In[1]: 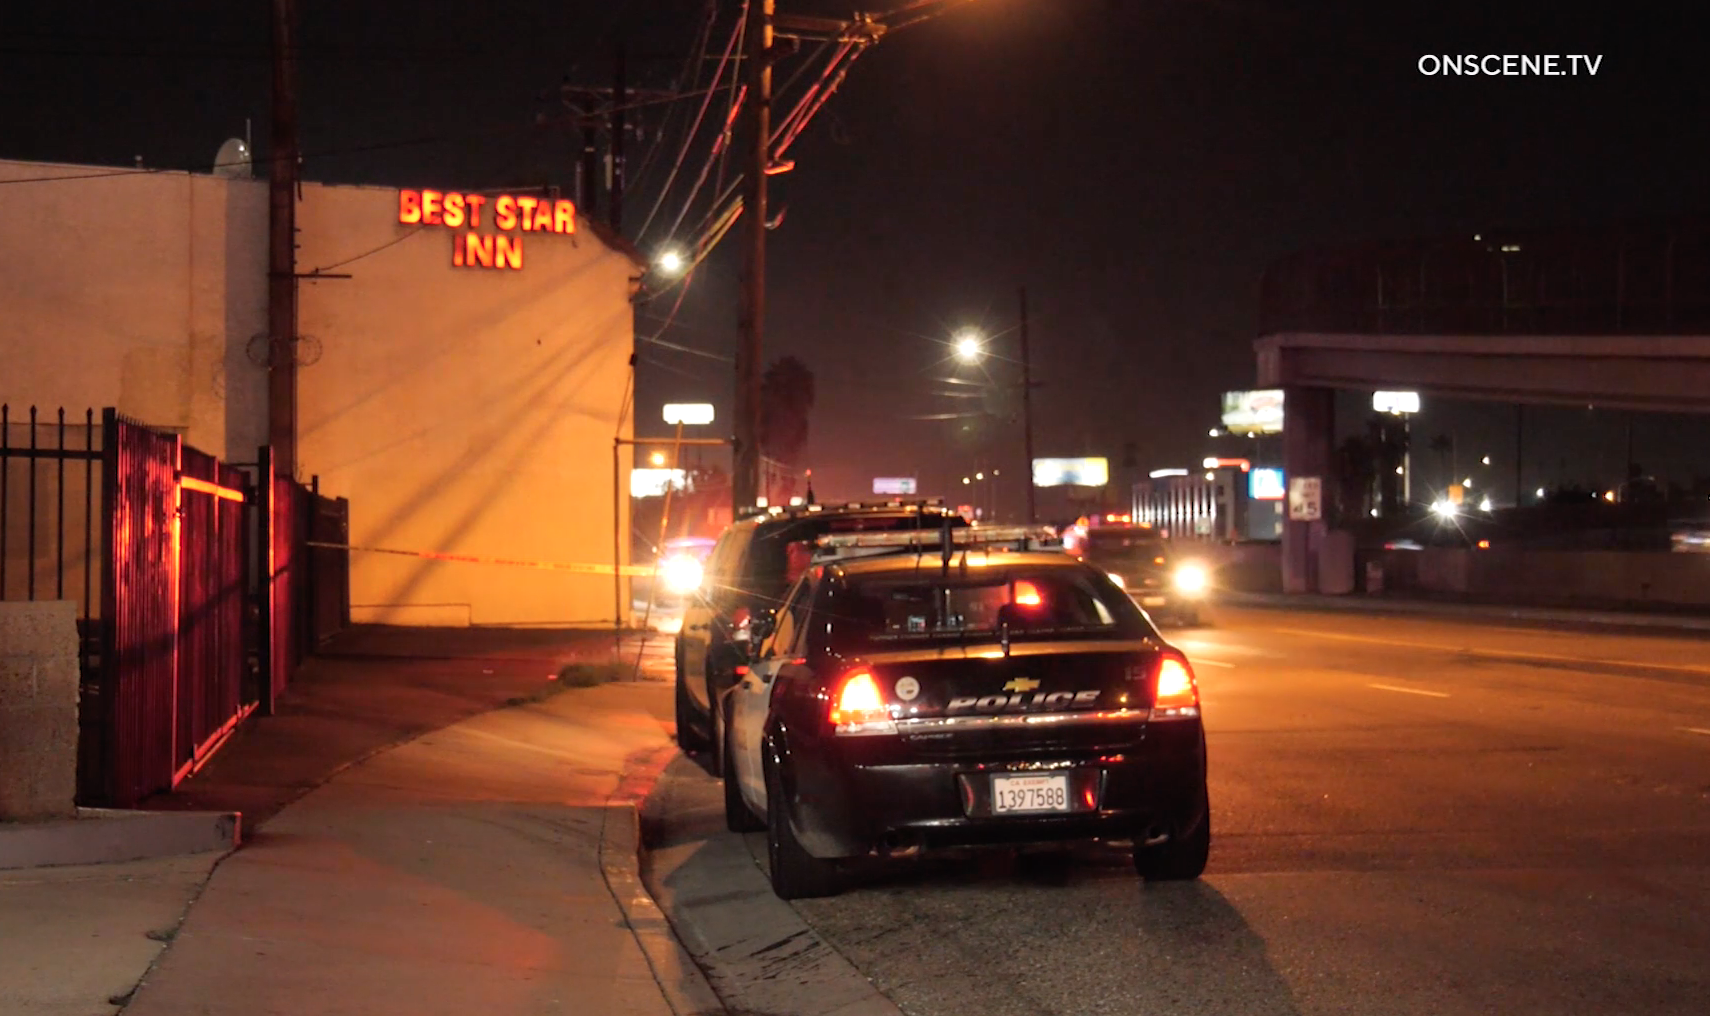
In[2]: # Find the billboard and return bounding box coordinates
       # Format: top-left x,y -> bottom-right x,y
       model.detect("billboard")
1372,391 -> 1420,415
630,468 -> 687,498
1249,467 -> 1285,500
1221,389 -> 1284,435
1033,457 -> 1110,488
663,403 -> 715,425
873,477 -> 918,495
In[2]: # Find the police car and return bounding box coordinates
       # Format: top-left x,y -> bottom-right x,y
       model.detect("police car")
718,525 -> 1210,899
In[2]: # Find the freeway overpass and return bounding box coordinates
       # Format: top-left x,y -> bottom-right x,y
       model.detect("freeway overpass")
1256,223 -> 1710,592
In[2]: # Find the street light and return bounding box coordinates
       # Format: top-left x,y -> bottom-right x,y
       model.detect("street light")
656,248 -> 686,276
953,329 -> 984,364
649,451 -> 667,467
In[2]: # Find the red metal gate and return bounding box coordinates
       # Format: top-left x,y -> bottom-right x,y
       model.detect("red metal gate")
98,412 -> 183,808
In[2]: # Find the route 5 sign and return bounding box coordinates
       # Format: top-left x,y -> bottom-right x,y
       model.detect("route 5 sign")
1288,476 -> 1322,521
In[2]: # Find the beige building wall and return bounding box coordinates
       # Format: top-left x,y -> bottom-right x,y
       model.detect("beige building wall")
295,183 -> 637,626
0,159 -> 270,461
1,160 -> 638,628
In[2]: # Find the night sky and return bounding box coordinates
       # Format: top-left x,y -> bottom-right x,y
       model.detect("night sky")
6,1 -> 1709,515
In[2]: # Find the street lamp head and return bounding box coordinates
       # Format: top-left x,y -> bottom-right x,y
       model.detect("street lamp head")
649,451 -> 667,467
952,329 -> 984,363
655,248 -> 686,276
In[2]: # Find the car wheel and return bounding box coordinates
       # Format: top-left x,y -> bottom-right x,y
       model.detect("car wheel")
674,645 -> 710,754
723,721 -> 765,833
1133,788 -> 1210,882
765,760 -> 843,900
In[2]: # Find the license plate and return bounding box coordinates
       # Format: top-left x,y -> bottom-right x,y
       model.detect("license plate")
1141,595 -> 1167,607
991,774 -> 1070,814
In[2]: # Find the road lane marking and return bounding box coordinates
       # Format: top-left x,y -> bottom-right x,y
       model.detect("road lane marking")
1683,727 -> 1710,736
1367,683 -> 1451,698
1270,627 -> 1710,676
1191,658 -> 1236,669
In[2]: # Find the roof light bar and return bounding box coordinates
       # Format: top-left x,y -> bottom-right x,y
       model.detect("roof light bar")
814,525 -> 1060,551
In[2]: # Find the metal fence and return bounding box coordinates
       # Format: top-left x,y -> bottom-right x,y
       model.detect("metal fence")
1,405 -> 349,807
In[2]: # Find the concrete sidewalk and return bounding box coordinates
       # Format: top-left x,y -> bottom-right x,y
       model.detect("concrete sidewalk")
1218,590 -> 1710,634
5,625 -> 714,1016
122,675 -> 713,1015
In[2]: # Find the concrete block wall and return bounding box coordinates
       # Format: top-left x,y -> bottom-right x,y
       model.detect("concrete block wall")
0,601 -> 80,821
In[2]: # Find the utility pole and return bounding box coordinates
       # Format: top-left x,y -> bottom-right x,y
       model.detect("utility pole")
267,0 -> 300,479
611,41 -> 626,235
734,0 -> 774,511
1018,285 -> 1037,524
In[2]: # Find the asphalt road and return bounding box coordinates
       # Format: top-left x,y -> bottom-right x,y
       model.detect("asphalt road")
651,605 -> 1710,1016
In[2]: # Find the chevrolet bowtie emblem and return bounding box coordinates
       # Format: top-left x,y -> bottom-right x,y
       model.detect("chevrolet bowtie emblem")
1003,677 -> 1041,693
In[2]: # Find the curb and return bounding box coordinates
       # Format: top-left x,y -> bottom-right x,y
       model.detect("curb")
0,808 -> 240,872
637,762 -> 909,1016
1218,591 -> 1710,633
600,747 -> 728,1016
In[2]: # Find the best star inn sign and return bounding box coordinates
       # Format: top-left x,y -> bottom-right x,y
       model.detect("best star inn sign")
397,189 -> 577,270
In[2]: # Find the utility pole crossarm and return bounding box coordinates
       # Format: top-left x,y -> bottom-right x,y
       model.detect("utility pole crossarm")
773,13 -> 885,42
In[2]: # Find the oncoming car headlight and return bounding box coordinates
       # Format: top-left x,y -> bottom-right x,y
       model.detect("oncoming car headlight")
1173,563 -> 1208,596
660,554 -> 704,595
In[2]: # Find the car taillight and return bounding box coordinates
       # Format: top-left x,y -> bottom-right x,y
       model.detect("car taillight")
829,669 -> 896,736
1151,655 -> 1200,720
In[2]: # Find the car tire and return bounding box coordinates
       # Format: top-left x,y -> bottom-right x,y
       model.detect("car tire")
765,761 -> 843,900
1134,789 -> 1211,882
674,644 -> 710,755
723,723 -> 765,833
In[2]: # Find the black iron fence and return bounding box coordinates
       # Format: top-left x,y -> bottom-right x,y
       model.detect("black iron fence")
1,405 -> 349,807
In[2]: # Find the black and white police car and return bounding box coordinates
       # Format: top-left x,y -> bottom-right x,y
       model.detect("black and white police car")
718,525 -> 1211,899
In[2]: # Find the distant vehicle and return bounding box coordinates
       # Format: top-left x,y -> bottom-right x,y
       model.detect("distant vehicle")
721,526 -> 1210,899
1071,524 -> 1208,626
673,501 -> 968,771
1669,522 -> 1710,553
654,536 -> 718,604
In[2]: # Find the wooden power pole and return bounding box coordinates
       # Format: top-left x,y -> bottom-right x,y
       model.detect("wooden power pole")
734,0 -> 774,511
1019,286 -> 1037,524
267,0 -> 300,478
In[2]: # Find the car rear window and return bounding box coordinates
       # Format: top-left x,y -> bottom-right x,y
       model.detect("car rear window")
743,514 -> 966,604
1086,531 -> 1166,553
829,567 -> 1152,650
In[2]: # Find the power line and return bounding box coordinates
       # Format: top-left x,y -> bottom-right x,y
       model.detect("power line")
0,92 -> 728,188
625,2 -> 719,204
635,3 -> 746,244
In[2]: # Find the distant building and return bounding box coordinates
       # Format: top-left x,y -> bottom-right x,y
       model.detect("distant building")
0,158 -> 643,626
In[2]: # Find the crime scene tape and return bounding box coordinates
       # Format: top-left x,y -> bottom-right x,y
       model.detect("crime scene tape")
305,541 -> 656,577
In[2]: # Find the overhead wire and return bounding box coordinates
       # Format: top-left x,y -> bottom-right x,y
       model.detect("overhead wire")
0,90 -> 729,187
636,1 -> 746,245
626,1 -> 719,202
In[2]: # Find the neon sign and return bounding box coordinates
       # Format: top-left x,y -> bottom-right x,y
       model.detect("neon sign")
397,189 -> 576,271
